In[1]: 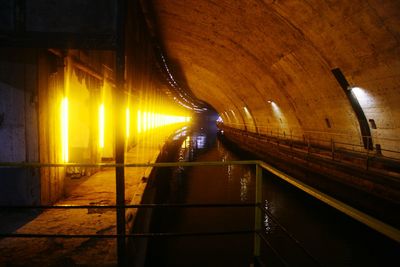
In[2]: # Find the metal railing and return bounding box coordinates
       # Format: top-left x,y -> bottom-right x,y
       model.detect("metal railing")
219,124 -> 400,173
1,161 -> 399,266
221,123 -> 400,161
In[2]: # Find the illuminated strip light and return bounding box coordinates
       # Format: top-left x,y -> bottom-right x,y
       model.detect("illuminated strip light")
126,108 -> 130,138
151,112 -> 155,129
98,104 -> 104,148
136,110 -> 191,134
137,110 -> 142,133
61,97 -> 69,162
143,112 -> 148,132
146,112 -> 151,131
350,86 -> 372,107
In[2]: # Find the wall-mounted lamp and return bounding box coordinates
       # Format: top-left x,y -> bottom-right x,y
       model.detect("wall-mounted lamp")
347,86 -> 372,107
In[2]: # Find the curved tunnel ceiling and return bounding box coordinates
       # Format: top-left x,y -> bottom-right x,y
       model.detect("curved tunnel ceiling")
149,0 -> 400,143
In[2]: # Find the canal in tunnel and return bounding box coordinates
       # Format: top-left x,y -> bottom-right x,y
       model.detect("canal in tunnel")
139,121 -> 399,267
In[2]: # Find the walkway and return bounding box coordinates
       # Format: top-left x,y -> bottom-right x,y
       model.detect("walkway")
0,125 -> 187,267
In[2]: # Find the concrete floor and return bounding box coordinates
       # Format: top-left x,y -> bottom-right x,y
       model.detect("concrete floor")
0,125 -> 186,267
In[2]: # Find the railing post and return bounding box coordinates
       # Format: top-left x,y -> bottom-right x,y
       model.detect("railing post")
115,0 -> 126,266
254,163 -> 262,259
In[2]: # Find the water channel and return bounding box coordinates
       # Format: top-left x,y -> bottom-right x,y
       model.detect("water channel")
143,121 -> 399,267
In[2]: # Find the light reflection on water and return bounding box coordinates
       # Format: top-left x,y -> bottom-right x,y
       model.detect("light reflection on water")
155,123 -> 255,266
171,122 -> 256,205
227,164 -> 233,182
172,126 -> 188,140
218,137 -> 236,183
264,199 -> 276,234
240,170 -> 251,202
195,134 -> 206,149
149,123 -> 400,267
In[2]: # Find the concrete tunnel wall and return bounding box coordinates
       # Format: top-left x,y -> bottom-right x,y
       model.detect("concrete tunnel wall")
0,0 -> 399,205
149,0 -> 400,154
0,49 -> 40,205
0,0 -> 192,205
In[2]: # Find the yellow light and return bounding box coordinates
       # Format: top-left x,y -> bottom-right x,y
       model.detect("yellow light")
99,104 -> 104,148
135,108 -> 191,134
61,97 -> 69,162
137,110 -> 142,133
149,112 -> 153,130
146,112 -> 151,131
143,112 -> 147,132
155,114 -> 160,127
151,112 -> 155,129
126,107 -> 130,138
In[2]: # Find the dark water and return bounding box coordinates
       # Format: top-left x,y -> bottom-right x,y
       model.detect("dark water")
145,122 -> 400,267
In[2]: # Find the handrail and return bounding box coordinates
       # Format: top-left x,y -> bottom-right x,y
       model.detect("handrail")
1,160 -> 399,267
0,160 -> 264,267
0,160 -> 259,168
0,230 -> 256,239
224,122 -> 400,143
258,161 -> 400,243
219,123 -> 400,159
220,124 -> 400,166
0,203 -> 257,209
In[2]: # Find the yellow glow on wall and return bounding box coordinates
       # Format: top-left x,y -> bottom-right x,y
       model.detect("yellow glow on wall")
136,111 -> 191,134
243,106 -> 252,119
137,110 -> 142,133
147,112 -> 151,132
99,104 -> 105,148
143,112 -> 148,132
126,107 -> 130,138
61,97 -> 69,162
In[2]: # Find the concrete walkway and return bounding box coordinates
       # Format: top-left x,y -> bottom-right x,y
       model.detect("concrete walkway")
0,125 -> 187,267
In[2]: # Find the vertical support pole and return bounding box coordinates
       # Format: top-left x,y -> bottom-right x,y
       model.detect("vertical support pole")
254,163 -> 262,259
116,0 -> 126,266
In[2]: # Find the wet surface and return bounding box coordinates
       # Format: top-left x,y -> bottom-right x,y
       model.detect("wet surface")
145,122 -> 254,267
145,122 -> 400,267
259,171 -> 400,266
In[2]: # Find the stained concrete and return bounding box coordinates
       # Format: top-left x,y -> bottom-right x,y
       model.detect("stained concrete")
0,125 -> 187,267
148,0 -> 400,154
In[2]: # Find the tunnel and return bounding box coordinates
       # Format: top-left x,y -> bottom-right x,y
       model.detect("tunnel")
0,0 -> 399,266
